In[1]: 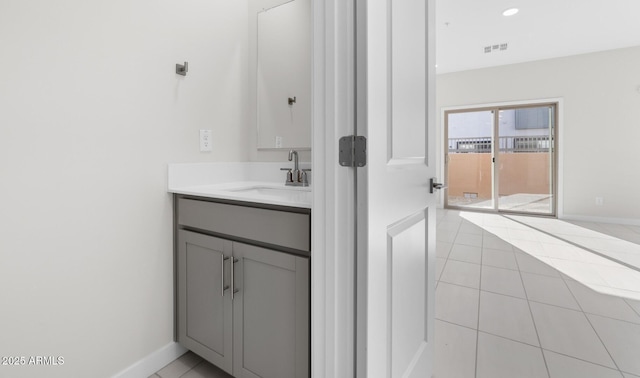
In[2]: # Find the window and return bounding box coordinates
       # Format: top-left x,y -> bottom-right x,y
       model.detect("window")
515,107 -> 550,130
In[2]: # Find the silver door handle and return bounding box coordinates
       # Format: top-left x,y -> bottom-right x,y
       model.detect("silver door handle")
430,178 -> 448,193
231,258 -> 239,300
222,256 -> 230,296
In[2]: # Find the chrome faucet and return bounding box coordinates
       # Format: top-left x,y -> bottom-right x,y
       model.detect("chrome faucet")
281,149 -> 310,186
288,150 -> 299,174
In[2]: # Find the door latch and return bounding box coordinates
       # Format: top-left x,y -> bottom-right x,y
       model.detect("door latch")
430,178 -> 447,193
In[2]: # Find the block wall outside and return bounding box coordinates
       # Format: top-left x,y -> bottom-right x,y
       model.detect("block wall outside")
447,153 -> 550,199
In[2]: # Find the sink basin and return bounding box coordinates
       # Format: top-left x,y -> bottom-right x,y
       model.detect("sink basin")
224,184 -> 311,202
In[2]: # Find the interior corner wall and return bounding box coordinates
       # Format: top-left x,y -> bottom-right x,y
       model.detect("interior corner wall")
436,46 -> 640,224
0,1 -> 249,377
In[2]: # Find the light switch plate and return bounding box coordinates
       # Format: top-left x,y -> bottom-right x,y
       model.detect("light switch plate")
200,130 -> 212,152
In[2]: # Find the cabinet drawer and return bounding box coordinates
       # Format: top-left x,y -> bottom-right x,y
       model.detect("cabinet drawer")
177,198 -> 310,252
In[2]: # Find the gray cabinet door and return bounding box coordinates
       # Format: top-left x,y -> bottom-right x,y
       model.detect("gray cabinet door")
232,242 -> 309,378
177,230 -> 233,374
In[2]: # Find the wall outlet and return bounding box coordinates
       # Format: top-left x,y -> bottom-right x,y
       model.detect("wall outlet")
595,196 -> 604,206
275,136 -> 283,148
200,129 -> 212,152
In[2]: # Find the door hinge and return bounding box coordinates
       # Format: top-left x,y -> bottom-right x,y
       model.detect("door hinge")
339,135 -> 367,167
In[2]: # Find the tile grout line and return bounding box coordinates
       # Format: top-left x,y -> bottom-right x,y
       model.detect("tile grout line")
447,248 -> 577,280
442,277 -> 640,327
476,328 -> 546,350
178,360 -> 203,378
437,242 -> 454,281
436,280 -> 479,292
558,252 -> 624,374
435,217 -> 457,292
435,211 -> 457,290
436,318 -> 478,333
623,298 -> 640,319
539,348 -> 628,375
513,244 -> 552,378
529,298 -> 640,326
439,312 -> 630,373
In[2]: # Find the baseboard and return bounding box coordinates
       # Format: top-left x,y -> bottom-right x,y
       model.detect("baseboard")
561,214 -> 640,227
112,342 -> 188,378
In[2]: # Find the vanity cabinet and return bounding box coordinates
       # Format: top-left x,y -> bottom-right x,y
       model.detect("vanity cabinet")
177,231 -> 233,372
175,196 -> 310,378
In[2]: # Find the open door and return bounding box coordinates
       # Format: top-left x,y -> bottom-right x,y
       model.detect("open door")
356,0 -> 437,377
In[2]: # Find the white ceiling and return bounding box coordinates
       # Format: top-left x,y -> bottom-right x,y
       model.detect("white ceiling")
436,0 -> 640,74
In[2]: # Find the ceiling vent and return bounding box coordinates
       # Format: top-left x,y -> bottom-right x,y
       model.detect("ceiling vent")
484,43 -> 509,53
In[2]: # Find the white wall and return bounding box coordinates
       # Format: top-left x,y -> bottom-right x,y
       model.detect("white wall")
0,1 -> 249,377
437,46 -> 640,223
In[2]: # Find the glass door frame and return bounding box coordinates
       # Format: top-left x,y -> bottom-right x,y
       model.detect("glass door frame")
444,102 -> 559,217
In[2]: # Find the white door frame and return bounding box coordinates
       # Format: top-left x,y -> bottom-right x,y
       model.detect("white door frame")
312,0 -> 437,376
311,1 -> 356,377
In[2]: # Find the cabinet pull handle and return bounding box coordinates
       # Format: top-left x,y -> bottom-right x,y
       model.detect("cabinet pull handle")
222,256 -> 230,297
231,258 -> 239,300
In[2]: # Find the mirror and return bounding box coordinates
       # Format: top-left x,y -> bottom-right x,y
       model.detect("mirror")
256,0 -> 311,150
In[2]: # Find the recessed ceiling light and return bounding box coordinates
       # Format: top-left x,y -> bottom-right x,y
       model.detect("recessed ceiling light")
502,8 -> 519,17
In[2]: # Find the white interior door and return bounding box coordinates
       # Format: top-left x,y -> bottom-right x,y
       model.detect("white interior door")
356,0 -> 437,377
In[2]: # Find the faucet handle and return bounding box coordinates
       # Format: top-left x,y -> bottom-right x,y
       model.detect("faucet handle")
300,170 -> 308,186
280,167 -> 294,183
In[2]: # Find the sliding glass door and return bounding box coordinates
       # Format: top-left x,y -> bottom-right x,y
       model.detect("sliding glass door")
446,110 -> 495,210
445,103 -> 557,216
496,106 -> 555,213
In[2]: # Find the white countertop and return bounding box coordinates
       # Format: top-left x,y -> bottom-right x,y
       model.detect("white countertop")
169,181 -> 312,209
167,163 -> 312,209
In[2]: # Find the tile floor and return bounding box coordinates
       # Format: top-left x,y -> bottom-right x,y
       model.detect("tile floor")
153,209 -> 640,378
149,351 -> 231,378
435,209 -> 640,378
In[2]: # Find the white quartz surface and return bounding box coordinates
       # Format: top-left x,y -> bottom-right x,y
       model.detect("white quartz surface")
168,163 -> 312,209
